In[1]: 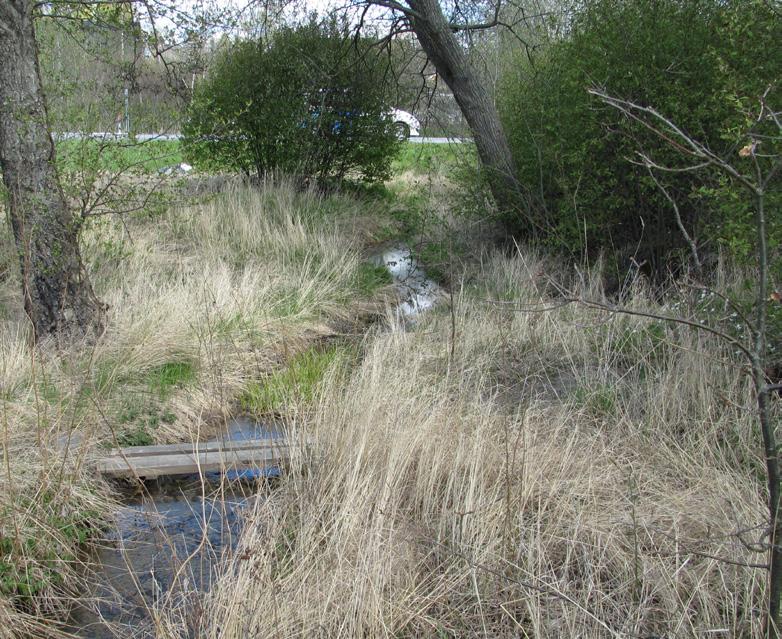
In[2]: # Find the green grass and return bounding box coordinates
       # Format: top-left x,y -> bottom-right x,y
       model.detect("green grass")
240,345 -> 350,415
354,263 -> 393,296
56,138 -> 183,173
391,142 -> 473,175
115,422 -> 156,447
116,393 -> 178,447
0,494 -> 99,601
109,361 -> 193,446
572,384 -> 618,419
146,360 -> 196,399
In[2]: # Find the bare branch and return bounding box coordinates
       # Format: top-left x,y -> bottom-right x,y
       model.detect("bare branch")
588,88 -> 760,194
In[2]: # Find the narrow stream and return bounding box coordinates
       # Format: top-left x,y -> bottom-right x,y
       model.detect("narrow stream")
69,418 -> 278,638
69,247 -> 440,637
371,244 -> 442,318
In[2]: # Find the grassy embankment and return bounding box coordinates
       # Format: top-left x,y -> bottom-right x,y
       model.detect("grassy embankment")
55,138 -> 184,174
1,139 -> 771,636
137,143 -> 766,638
159,249 -> 769,637
0,164 -> 398,636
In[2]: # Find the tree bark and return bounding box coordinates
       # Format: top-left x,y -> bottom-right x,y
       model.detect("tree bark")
0,0 -> 105,340
404,0 -> 532,234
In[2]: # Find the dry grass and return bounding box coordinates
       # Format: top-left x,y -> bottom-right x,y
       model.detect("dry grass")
169,248 -> 770,638
0,178 -> 771,637
0,179 -> 379,635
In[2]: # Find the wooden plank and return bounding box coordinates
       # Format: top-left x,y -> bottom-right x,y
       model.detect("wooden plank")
96,438 -> 292,479
106,438 -> 288,459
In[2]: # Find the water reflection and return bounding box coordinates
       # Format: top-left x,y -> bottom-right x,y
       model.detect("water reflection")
371,245 -> 442,317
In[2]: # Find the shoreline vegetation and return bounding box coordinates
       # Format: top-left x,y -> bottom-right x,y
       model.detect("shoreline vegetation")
0,143 -> 773,636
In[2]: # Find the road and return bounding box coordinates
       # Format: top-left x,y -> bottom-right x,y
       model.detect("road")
410,136 -> 470,144
56,132 -> 470,145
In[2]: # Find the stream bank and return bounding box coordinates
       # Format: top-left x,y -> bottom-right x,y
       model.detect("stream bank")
68,247 -> 441,637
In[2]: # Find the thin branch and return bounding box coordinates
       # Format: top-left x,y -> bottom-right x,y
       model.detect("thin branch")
564,296 -> 754,362
588,88 -> 759,194
645,165 -> 701,273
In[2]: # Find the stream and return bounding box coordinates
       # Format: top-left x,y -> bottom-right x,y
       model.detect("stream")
69,247 -> 440,638
371,244 -> 443,318
68,418 -> 279,638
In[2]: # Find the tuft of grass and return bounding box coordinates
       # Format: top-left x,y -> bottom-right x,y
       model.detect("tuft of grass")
115,423 -> 155,447
353,262 -> 393,297
146,360 -> 196,399
0,488 -> 104,609
115,396 -> 176,447
240,345 -> 350,416
572,383 -> 618,418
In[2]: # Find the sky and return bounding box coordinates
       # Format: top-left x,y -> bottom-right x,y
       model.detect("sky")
149,0 -> 397,40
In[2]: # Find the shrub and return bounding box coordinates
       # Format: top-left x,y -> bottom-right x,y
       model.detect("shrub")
182,21 -> 400,184
498,0 -> 781,276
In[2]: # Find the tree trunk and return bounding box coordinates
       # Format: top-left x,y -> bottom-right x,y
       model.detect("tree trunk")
0,1 -> 105,340
405,0 -> 532,234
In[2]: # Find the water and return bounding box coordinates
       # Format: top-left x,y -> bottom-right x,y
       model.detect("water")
371,245 -> 442,317
68,418 -> 278,638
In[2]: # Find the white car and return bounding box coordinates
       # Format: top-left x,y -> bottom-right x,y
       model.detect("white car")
389,109 -> 420,140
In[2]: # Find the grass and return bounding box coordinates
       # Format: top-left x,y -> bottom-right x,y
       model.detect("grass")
354,141 -> 484,285
146,361 -> 196,399
53,139 -> 465,179
0,178 -> 390,634
115,395 -> 178,447
0,493 -> 97,601
354,262 -> 393,296
156,248 -> 769,638
0,148 -> 772,636
56,138 -> 183,174
391,141 -> 473,176
240,344 -> 353,416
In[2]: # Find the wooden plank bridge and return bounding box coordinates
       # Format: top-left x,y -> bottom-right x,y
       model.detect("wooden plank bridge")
96,437 -> 291,479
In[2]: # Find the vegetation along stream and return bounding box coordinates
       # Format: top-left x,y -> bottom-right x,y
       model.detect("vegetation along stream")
68,251 -> 440,638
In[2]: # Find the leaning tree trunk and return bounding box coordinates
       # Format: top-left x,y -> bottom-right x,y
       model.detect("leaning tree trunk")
0,0 -> 105,340
405,0 -> 532,234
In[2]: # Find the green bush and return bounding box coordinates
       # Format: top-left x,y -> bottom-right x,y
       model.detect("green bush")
498,0 -> 781,275
182,21 -> 400,184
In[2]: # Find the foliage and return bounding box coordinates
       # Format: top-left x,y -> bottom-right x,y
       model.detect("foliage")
182,21 -> 400,184
36,5 -> 186,134
51,136 -> 178,224
498,0 -> 781,275
0,491 -> 99,602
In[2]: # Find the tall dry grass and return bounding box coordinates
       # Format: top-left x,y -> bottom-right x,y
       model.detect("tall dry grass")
0,180 -> 376,635
172,248 -> 769,638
